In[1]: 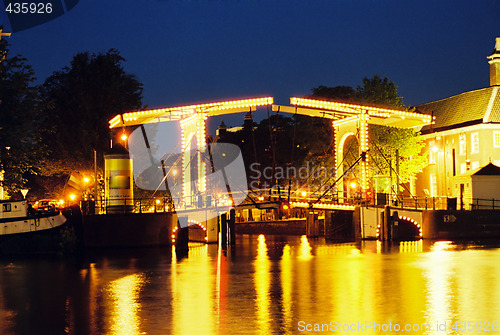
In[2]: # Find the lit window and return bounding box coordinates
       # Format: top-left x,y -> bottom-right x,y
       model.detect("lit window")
494,131 -> 500,148
460,163 -> 467,174
2,203 -> 11,212
429,140 -> 436,164
459,134 -> 466,156
494,160 -> 500,166
471,161 -> 480,170
471,133 -> 479,154
430,174 -> 437,197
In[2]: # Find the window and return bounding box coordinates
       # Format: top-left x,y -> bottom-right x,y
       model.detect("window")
494,131 -> 500,148
430,174 -> 437,197
471,161 -> 480,170
460,163 -> 467,174
471,132 -> 479,154
2,203 -> 11,212
429,140 -> 436,164
459,134 -> 466,156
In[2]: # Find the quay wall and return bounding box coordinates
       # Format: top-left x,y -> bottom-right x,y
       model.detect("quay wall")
82,212 -> 177,248
235,219 -> 309,235
422,210 -> 500,239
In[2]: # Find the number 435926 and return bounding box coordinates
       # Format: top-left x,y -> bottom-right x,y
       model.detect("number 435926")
5,3 -> 53,14
451,321 -> 498,331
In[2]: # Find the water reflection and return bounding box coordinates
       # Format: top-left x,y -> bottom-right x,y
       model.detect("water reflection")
254,234 -> 271,334
280,244 -> 293,334
108,273 -> 146,335
1,238 -> 500,334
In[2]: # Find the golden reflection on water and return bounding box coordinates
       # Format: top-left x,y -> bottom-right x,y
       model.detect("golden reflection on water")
400,240 -> 423,253
5,237 -> 500,334
87,263 -> 99,334
108,273 -> 146,335
422,241 -> 455,328
280,244 -> 293,334
299,235 -> 313,260
254,234 -> 271,334
171,243 -> 216,335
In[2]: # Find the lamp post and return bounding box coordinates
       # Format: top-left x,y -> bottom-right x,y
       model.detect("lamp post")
0,30 -> 10,200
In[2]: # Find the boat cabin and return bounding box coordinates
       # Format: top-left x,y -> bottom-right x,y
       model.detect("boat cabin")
0,201 -> 28,219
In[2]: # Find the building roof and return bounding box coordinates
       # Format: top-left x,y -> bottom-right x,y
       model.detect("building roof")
459,162 -> 500,177
417,86 -> 500,132
473,162 -> 500,176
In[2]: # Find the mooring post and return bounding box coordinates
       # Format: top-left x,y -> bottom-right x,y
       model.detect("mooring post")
391,211 -> 399,242
175,216 -> 189,257
380,211 -> 385,241
220,213 -> 228,249
384,206 -> 391,241
229,208 -> 236,246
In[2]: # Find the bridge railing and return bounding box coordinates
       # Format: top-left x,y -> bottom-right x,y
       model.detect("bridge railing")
398,196 -> 449,210
470,198 -> 500,210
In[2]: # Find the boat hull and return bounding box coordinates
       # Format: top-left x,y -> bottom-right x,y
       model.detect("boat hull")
0,206 -> 83,255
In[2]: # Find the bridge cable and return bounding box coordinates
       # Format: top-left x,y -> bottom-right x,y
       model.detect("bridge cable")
298,128 -> 359,199
368,135 -> 415,198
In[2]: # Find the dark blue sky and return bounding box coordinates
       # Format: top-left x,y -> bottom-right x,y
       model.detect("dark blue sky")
1,0 -> 499,131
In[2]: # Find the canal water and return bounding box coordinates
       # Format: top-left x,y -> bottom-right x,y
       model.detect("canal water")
1,235 -> 500,334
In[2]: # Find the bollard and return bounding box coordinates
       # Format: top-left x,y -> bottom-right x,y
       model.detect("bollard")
380,211 -> 385,241
384,206 -> 391,241
220,214 -> 228,249
174,215 -> 189,257
176,225 -> 189,257
229,209 -> 236,246
391,211 -> 399,241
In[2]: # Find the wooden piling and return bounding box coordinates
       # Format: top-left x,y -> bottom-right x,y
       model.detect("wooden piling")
229,209 -> 236,246
220,213 -> 228,249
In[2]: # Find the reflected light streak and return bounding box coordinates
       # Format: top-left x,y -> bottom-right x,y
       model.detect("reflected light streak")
254,235 -> 271,334
299,235 -> 312,260
399,240 -> 423,253
171,243 -> 216,335
280,244 -> 293,333
109,273 -> 146,335
422,241 -> 455,328
86,263 -> 99,334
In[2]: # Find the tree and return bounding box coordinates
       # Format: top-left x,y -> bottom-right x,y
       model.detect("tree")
310,75 -> 426,193
356,74 -> 404,108
0,33 -> 43,197
41,49 -> 143,170
308,85 -> 356,103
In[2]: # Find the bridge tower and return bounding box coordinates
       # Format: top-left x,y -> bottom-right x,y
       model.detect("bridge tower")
109,97 -> 274,206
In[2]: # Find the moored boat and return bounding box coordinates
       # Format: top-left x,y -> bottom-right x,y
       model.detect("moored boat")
0,200 -> 82,254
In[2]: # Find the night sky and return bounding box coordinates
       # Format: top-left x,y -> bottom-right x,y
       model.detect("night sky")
1,0 -> 499,132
